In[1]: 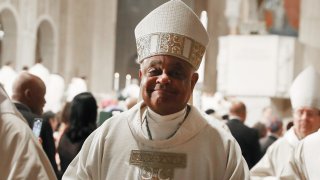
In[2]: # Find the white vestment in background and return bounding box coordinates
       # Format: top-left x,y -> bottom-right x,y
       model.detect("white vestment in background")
63,102 -> 249,180
0,65 -> 17,98
280,130 -> 320,180
0,87 -> 57,180
250,128 -> 299,179
66,77 -> 87,102
29,63 -> 50,85
44,74 -> 65,112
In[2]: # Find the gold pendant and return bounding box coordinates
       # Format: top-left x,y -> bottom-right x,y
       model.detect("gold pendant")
129,150 -> 187,179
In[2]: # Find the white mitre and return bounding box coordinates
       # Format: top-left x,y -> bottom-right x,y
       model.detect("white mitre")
135,0 -> 209,70
290,66 -> 320,110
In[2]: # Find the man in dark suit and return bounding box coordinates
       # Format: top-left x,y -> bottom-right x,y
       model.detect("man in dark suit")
260,119 -> 283,156
226,101 -> 261,169
11,72 -> 59,177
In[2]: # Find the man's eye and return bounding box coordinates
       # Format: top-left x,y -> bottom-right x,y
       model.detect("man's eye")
170,71 -> 183,78
147,69 -> 161,76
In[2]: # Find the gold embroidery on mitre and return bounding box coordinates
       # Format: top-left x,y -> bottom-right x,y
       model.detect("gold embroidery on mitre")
136,33 -> 206,69
189,42 -> 206,69
137,36 -> 151,61
129,150 -> 187,179
159,33 -> 184,55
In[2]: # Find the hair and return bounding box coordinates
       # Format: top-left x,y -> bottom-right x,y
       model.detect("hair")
253,122 -> 267,138
286,121 -> 294,130
67,92 -> 97,143
229,101 -> 246,118
43,111 -> 56,121
205,109 -> 215,115
60,102 -> 71,124
268,120 -> 283,133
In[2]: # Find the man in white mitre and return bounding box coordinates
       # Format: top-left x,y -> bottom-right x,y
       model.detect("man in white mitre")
250,66 -> 320,179
62,0 -> 249,179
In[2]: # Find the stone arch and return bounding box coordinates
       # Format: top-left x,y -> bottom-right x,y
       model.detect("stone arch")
0,7 -> 18,66
35,17 -> 56,71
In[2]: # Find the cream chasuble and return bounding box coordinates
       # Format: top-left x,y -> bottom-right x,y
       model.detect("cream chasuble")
63,102 -> 249,180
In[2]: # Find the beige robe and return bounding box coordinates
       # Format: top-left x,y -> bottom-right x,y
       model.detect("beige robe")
63,102 -> 249,180
0,88 -> 57,180
280,130 -> 320,180
250,128 -> 299,179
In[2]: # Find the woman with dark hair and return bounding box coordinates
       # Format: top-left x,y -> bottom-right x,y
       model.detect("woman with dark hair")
58,92 -> 97,176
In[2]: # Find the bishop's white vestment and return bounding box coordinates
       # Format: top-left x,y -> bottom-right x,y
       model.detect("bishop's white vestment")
63,102 -> 249,180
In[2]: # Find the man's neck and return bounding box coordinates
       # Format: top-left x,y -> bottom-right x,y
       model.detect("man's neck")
229,115 -> 244,122
147,107 -> 186,122
143,106 -> 188,140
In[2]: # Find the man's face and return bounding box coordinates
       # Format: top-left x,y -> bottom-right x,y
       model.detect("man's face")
139,55 -> 198,115
293,107 -> 320,139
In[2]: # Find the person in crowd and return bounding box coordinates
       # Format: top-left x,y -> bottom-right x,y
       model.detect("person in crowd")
43,111 -> 59,133
226,101 -> 261,169
58,92 -> 97,175
55,102 -> 71,147
251,67 -> 320,178
259,119 -> 283,156
62,0 -> 250,179
253,122 -> 267,139
280,129 -> 320,180
11,71 -> 59,176
0,86 -> 56,179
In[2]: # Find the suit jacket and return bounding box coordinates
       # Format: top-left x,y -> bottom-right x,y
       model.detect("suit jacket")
260,135 -> 278,156
227,119 -> 261,169
14,102 -> 59,177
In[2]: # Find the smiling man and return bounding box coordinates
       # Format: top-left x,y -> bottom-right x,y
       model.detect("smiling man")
139,55 -> 197,116
63,0 -> 249,179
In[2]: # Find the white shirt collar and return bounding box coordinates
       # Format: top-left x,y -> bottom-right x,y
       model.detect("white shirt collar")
142,107 -> 187,140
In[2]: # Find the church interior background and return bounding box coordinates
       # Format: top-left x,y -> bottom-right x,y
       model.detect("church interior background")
0,0 -> 319,126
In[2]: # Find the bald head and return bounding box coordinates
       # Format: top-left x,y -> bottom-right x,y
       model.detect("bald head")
229,101 -> 247,122
12,72 -> 46,115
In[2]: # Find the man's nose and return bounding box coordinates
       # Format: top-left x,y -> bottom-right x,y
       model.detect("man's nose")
156,73 -> 171,84
300,112 -> 308,120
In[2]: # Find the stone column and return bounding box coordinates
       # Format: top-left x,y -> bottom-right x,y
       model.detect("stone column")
299,0 -> 320,68
16,0 -> 38,69
90,0 -> 118,94
203,0 -> 228,93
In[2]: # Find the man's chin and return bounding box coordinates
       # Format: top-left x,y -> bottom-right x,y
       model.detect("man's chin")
155,96 -> 174,104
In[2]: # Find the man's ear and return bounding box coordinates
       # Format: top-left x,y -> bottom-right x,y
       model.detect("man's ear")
24,89 -> 31,99
139,69 -> 143,79
191,73 -> 199,90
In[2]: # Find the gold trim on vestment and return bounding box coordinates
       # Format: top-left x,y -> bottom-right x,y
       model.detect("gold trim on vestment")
129,150 -> 187,179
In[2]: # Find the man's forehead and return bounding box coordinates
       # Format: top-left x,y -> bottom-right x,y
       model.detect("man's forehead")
143,55 -> 193,69
295,107 -> 320,112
